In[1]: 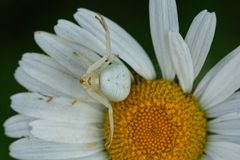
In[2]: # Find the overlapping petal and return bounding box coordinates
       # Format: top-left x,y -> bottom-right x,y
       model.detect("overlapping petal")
10,138 -> 105,160
10,93 -> 104,124
194,46 -> 240,108
74,8 -> 156,80
185,10 -> 216,78
15,53 -> 87,99
149,0 -> 179,80
169,31 -> 194,93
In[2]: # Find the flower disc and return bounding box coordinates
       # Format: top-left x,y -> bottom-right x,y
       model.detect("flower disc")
104,80 -> 207,160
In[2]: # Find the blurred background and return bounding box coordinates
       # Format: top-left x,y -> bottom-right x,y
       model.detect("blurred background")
0,0 -> 239,159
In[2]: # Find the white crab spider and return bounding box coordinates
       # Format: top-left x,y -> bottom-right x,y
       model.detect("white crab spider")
80,14 -> 131,146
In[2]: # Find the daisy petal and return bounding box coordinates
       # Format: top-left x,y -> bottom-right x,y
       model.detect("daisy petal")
30,120 -> 103,144
54,19 -> 134,79
169,31 -> 194,93
11,92 -> 104,124
17,53 -> 87,98
185,10 -> 216,78
10,138 -> 104,160
208,112 -> 240,136
200,154 -> 214,160
206,92 -> 240,118
78,152 -> 108,160
54,19 -> 105,56
194,46 -> 240,108
149,0 -> 179,80
14,53 -> 74,97
205,142 -> 240,160
34,31 -> 94,77
54,21 -> 101,63
15,67 -> 65,97
208,135 -> 240,145
74,8 -> 156,80
4,115 -> 33,138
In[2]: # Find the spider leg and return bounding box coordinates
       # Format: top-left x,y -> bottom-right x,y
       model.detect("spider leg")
86,90 -> 114,148
81,13 -> 117,84
82,13 -> 113,76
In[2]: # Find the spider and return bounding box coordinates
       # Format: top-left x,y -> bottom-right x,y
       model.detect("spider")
80,13 -> 131,147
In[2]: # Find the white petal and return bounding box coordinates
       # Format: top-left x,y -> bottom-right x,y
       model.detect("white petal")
55,19 -> 136,83
208,135 -> 240,145
74,8 -> 156,80
149,0 -> 179,80
10,138 -> 104,160
78,152 -> 108,160
205,142 -> 240,160
15,61 -> 71,97
206,92 -> 240,118
11,92 -> 104,124
25,52 -> 72,73
57,32 -> 101,68
185,10 -> 216,78
18,53 -> 87,98
194,46 -> 240,108
208,112 -> 240,136
34,31 -> 90,77
4,115 -> 33,138
200,154 -> 214,160
209,112 -> 240,123
54,19 -> 105,56
30,120 -> 103,144
168,31 -> 194,93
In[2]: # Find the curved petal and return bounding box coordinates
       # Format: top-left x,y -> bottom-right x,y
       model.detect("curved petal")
185,10 -> 216,78
74,8 -> 156,80
200,154 -> 214,160
208,112 -> 240,136
30,120 -> 103,144
54,19 -> 135,80
206,92 -> 240,118
10,138 -> 104,160
204,142 -> 240,160
54,19 -> 105,56
11,92 -> 104,124
16,53 -> 87,99
149,0 -> 179,80
169,31 -> 194,93
34,31 -> 100,78
15,67 -> 71,97
78,152 -> 108,160
208,135 -> 240,145
4,115 -> 33,138
194,46 -> 240,108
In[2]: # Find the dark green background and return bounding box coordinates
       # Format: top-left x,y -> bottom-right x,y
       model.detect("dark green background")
0,0 -> 239,159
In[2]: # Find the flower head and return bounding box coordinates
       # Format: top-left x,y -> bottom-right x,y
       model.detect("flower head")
4,0 -> 240,160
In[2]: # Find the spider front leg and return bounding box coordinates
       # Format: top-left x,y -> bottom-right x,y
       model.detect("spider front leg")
86,89 -> 114,148
85,53 -> 110,75
83,12 -> 115,76
80,53 -> 116,90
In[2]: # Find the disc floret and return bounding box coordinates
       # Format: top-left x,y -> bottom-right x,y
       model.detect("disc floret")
104,80 -> 207,160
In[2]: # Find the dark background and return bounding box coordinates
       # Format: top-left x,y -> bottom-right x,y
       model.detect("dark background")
0,0 -> 239,159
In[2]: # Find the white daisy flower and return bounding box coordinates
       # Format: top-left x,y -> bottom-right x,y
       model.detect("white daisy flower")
4,0 -> 240,159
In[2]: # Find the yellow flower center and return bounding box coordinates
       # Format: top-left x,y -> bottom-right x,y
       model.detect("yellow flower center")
104,80 -> 207,160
